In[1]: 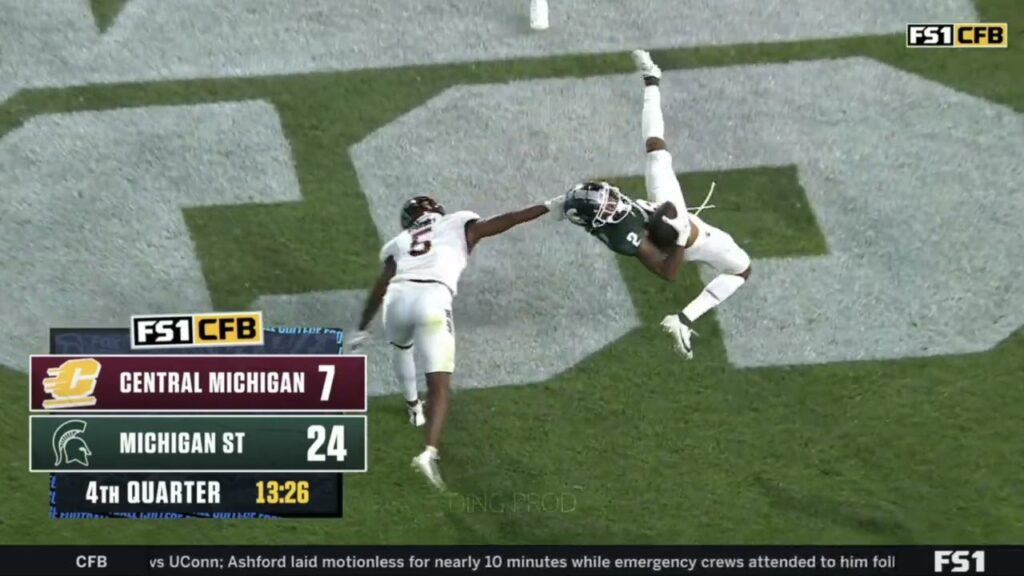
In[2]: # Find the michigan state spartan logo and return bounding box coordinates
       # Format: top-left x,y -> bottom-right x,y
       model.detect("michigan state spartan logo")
52,420 -> 92,467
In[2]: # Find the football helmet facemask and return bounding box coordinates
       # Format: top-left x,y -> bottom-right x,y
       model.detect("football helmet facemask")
400,195 -> 446,229
563,181 -> 631,230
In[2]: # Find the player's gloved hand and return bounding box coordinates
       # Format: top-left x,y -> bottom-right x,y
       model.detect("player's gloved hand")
634,198 -> 659,213
662,207 -> 692,247
348,330 -> 371,351
544,194 -> 567,221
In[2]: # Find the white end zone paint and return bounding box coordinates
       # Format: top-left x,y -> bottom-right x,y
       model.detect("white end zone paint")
0,0 -> 978,104
0,102 -> 303,369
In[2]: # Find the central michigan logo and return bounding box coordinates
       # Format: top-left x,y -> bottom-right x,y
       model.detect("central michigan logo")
131,311 -> 264,349
42,358 -> 101,409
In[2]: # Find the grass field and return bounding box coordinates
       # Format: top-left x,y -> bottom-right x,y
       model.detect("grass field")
1,0 -> 1022,545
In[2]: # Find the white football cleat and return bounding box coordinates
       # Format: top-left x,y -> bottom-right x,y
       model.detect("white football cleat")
411,448 -> 446,491
631,49 -> 662,81
407,400 -> 426,427
529,0 -> 549,30
660,314 -> 696,359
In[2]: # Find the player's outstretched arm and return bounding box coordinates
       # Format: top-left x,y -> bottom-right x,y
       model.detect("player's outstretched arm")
636,238 -> 684,282
356,256 -> 397,332
465,202 -> 555,251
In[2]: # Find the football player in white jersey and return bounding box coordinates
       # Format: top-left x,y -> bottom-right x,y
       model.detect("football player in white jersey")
557,50 -> 752,359
351,195 -> 559,490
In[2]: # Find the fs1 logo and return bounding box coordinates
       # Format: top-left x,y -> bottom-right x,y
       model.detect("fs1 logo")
907,24 -> 1008,48
934,550 -> 986,573
131,311 -> 263,349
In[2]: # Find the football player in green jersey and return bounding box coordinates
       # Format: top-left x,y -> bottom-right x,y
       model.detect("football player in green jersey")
551,50 -> 752,360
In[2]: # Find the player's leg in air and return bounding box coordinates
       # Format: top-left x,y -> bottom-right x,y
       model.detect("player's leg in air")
631,50 -> 752,359
381,285 -> 426,427
406,284 -> 457,491
672,215 -> 751,356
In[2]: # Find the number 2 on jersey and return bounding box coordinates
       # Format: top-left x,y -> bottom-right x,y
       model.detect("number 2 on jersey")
627,231 -> 641,247
409,226 -> 433,256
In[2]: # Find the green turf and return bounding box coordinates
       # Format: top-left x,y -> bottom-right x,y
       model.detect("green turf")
1,0 -> 1021,544
612,166 -> 828,259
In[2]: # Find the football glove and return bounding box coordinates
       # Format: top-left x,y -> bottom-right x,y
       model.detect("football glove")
544,194 -> 567,221
634,198 -> 660,213
348,330 -> 371,351
662,210 -> 692,247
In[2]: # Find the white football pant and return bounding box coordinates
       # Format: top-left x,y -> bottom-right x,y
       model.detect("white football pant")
645,149 -> 750,275
383,280 -> 456,374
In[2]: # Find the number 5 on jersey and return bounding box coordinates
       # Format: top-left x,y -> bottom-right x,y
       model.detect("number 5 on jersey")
409,227 -> 432,256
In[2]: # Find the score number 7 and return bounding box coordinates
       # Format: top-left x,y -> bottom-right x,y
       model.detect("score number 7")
318,364 -> 335,401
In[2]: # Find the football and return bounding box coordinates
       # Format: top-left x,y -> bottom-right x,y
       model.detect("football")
647,202 -> 680,249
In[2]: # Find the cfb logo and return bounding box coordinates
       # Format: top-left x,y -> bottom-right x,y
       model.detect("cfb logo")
907,23 -> 1008,48
131,311 -> 263,349
76,555 -> 107,568
934,550 -> 986,573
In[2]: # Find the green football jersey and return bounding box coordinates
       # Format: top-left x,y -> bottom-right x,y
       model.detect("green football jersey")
589,202 -> 651,256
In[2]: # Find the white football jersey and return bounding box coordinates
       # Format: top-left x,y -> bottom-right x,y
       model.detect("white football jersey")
380,210 -> 480,296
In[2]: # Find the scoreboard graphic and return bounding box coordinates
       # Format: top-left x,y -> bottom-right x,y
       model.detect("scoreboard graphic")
30,415 -> 367,473
39,324 -> 362,519
29,355 -> 366,412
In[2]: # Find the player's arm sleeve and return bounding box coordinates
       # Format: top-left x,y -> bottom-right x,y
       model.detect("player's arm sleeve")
455,210 -> 482,228
451,211 -> 481,254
